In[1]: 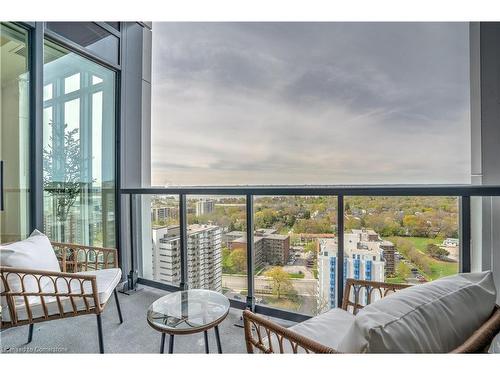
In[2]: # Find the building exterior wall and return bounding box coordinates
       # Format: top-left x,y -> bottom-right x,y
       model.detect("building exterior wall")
317,232 -> 385,313
152,224 -> 222,291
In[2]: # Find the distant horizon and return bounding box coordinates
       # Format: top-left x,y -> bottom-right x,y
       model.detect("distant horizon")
151,22 -> 471,186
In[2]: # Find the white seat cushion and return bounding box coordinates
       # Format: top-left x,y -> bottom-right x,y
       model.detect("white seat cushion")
263,308 -> 355,353
2,268 -> 121,322
290,308 -> 355,351
338,271 -> 497,353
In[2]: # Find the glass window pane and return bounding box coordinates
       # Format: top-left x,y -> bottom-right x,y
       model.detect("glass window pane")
0,23 -> 30,243
43,40 -> 116,247
92,75 -> 103,85
46,22 -> 119,65
43,83 -> 53,100
64,73 -> 80,94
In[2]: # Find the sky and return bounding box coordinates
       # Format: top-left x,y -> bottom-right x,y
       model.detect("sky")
151,22 -> 470,186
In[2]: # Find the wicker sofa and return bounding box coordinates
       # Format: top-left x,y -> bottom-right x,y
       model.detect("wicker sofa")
243,277 -> 500,353
1,240 -> 123,353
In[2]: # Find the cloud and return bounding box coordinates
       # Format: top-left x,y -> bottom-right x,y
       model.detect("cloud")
151,22 -> 470,186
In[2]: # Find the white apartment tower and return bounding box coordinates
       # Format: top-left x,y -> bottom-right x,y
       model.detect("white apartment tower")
152,224 -> 222,292
317,231 -> 385,313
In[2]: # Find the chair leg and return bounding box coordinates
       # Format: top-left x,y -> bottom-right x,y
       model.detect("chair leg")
27,323 -> 34,344
96,314 -> 104,354
114,289 -> 123,324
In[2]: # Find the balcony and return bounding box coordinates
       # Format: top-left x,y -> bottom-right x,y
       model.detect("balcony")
2,19 -> 500,361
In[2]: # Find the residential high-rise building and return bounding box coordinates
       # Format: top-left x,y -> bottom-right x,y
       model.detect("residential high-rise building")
226,228 -> 290,267
152,224 -> 222,291
317,231 -> 385,313
196,199 -> 215,216
151,206 -> 179,222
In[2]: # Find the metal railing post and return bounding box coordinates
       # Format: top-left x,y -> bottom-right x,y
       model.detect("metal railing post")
179,194 -> 189,290
337,195 -> 345,308
459,196 -> 471,273
246,194 -> 255,310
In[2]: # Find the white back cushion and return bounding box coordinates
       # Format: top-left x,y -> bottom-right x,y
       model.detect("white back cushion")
1,230 -> 60,306
338,271 -> 497,353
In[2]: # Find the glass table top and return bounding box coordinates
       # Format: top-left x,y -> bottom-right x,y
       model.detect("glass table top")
147,289 -> 230,333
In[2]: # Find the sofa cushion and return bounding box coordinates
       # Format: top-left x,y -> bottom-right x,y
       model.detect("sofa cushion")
1,230 -> 61,306
338,271 -> 497,353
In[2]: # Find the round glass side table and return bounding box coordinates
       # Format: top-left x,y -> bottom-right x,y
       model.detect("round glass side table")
147,289 -> 230,353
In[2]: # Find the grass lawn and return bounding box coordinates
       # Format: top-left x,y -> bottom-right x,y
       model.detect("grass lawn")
428,260 -> 458,280
385,236 -> 458,282
288,272 -> 305,279
386,236 -> 441,253
256,294 -> 301,311
386,276 -> 408,284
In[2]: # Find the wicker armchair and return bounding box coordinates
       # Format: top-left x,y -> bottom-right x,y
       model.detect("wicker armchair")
243,278 -> 500,353
0,242 -> 123,353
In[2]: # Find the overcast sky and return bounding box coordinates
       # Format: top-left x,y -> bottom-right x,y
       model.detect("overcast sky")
151,22 -> 470,186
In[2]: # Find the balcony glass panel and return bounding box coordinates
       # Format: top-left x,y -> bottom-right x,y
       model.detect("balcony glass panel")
186,195 -> 247,300
253,196 -> 337,316
140,194 -> 181,287
151,22 -> 470,186
334,195 -> 460,311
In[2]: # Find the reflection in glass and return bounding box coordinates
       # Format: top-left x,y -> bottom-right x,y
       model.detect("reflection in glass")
43,40 -> 116,247
0,23 -> 30,243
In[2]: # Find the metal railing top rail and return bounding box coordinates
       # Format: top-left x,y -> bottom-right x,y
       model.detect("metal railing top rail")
120,184 -> 500,196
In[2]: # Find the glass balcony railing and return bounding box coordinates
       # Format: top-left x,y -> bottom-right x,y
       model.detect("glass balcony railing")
122,185 -> 500,322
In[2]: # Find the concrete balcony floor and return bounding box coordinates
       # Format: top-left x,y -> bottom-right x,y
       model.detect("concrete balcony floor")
1,286 -> 252,354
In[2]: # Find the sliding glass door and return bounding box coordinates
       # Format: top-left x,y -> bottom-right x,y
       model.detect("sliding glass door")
43,40 -> 116,247
0,23 -> 30,243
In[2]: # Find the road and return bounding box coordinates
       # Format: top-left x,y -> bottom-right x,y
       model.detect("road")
222,274 -> 317,296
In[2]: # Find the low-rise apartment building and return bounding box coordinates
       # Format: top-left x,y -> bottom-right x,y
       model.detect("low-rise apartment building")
226,228 -> 290,267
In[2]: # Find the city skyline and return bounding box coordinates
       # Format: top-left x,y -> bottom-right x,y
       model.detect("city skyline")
152,22 -> 470,186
